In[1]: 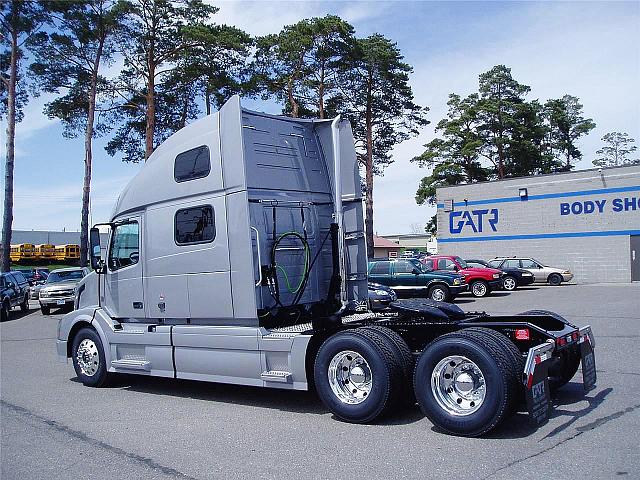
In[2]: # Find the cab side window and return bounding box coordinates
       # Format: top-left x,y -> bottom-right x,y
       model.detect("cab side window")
369,262 -> 390,275
423,259 -> 434,270
175,206 -> 215,245
108,222 -> 139,271
438,259 -> 456,270
488,260 -> 502,268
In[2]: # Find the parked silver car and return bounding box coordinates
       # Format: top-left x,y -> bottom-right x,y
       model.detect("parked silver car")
488,257 -> 573,285
39,267 -> 89,315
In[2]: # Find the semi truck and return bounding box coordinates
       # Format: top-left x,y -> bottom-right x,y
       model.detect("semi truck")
56,96 -> 596,437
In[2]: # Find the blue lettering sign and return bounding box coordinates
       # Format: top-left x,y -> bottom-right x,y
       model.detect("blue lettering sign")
449,209 -> 499,234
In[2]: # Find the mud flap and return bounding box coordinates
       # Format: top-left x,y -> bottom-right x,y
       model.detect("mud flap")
579,325 -> 596,392
523,341 -> 554,427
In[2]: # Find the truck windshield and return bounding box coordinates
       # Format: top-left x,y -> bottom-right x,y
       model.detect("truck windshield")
454,257 -> 468,268
47,271 -> 84,283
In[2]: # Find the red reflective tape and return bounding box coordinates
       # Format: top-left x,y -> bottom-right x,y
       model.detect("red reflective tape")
527,373 -> 533,389
534,355 -> 541,364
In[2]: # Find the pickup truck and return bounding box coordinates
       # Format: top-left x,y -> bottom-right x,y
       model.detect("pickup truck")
423,255 -> 503,297
56,96 -> 597,437
1,271 -> 30,321
368,258 -> 466,302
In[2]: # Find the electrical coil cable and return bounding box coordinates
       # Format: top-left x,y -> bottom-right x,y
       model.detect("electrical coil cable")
271,231 -> 311,295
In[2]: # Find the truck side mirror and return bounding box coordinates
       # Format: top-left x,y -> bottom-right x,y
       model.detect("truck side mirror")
89,227 -> 104,272
412,268 -> 421,275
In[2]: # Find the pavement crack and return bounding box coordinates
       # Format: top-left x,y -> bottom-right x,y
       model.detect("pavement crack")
1,400 -> 199,480
481,403 -> 640,480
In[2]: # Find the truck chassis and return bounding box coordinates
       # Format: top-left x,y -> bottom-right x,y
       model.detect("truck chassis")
60,300 -> 596,437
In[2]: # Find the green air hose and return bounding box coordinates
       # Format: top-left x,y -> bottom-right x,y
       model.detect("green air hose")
271,231 -> 311,294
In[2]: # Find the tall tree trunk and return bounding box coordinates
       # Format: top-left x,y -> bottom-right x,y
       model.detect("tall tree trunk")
318,62 -> 325,119
205,85 -> 211,115
80,42 -> 103,267
364,74 -> 374,258
287,77 -> 299,118
1,28 -> 18,272
145,64 -> 156,160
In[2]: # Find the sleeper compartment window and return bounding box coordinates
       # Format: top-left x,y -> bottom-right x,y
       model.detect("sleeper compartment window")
174,145 -> 211,182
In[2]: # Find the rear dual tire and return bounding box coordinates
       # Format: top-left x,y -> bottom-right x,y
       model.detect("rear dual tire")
413,328 -> 519,437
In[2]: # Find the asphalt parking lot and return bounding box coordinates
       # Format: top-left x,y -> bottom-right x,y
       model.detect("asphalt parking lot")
2,283 -> 639,480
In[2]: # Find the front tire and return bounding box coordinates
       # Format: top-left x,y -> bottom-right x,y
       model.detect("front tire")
314,328 -> 403,423
71,327 -> 110,387
20,294 -> 29,312
1,301 -> 9,322
428,284 -> 450,302
413,329 -> 517,437
470,280 -> 489,297
40,305 -> 50,315
548,273 -> 562,286
502,275 -> 517,291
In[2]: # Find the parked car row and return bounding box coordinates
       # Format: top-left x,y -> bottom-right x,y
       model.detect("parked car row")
0,267 -> 88,321
367,255 -> 573,307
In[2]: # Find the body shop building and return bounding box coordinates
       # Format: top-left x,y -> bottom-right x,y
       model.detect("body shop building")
436,165 -> 640,283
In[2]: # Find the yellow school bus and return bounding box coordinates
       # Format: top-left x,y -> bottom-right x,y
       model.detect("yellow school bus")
9,244 -> 37,262
35,244 -> 56,260
54,244 -> 80,261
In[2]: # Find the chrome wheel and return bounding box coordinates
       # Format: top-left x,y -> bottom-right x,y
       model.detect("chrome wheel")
430,287 -> 446,302
503,277 -> 516,291
431,355 -> 486,416
76,338 -> 100,377
328,350 -> 372,405
471,282 -> 487,297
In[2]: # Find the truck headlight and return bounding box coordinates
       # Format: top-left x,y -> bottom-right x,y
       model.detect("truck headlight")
40,291 -> 49,298
453,278 -> 461,285
374,290 -> 389,296
492,273 -> 500,279
522,272 -> 533,276
563,270 -> 571,274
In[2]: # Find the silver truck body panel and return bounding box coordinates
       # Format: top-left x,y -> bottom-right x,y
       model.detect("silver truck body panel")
59,96 -> 365,391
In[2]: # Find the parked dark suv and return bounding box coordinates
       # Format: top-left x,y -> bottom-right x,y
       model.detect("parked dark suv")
368,258 -> 467,302
1,271 -> 30,321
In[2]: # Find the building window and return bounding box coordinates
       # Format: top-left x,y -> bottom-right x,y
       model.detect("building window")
108,222 -> 139,271
175,206 -> 215,245
174,145 -> 210,183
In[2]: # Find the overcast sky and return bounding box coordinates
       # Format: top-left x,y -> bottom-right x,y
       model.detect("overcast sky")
2,0 -> 639,234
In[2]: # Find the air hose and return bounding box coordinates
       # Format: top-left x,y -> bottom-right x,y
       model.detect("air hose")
271,231 -> 311,294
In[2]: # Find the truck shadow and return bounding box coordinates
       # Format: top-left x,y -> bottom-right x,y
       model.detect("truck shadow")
0,308 -> 37,323
479,383 -> 612,439
93,374 -> 426,425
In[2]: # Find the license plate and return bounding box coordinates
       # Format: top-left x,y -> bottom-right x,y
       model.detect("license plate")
56,300 -> 66,305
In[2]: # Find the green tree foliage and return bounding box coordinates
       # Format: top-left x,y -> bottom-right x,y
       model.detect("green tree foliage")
30,0 -> 122,265
106,0 -> 219,162
476,65 -> 531,178
0,0 -> 49,271
544,95 -> 596,169
593,132 -> 639,167
335,34 -> 428,256
413,65 -> 595,235
413,93 -> 487,206
255,15 -> 354,119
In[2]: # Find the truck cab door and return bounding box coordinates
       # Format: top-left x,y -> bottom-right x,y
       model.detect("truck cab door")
103,217 -> 145,319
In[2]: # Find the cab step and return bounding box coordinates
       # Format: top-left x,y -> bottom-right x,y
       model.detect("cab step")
111,359 -> 151,371
260,370 -> 292,382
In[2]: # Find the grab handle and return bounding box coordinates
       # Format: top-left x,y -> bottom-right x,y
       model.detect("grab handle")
251,226 -> 263,287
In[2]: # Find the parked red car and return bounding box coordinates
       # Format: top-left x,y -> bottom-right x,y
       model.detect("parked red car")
422,255 -> 503,297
